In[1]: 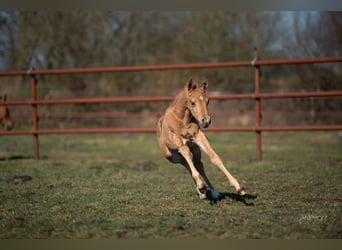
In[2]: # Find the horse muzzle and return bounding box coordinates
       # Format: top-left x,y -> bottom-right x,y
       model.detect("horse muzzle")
201,117 -> 211,128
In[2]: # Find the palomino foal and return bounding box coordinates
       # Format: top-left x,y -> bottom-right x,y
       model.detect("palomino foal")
0,95 -> 14,130
157,79 -> 245,200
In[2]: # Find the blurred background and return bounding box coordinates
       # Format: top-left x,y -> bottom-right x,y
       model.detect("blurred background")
0,11 -> 341,130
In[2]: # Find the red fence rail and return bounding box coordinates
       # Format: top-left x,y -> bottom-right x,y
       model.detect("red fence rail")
1,57 -> 342,160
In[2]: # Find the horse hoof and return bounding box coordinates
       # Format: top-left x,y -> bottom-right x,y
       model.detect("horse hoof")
238,187 -> 246,196
199,193 -> 207,200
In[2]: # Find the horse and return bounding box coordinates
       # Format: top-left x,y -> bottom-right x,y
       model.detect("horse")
157,78 -> 246,200
0,95 -> 14,130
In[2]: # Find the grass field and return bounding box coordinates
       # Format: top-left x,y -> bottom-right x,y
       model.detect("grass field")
0,131 -> 341,239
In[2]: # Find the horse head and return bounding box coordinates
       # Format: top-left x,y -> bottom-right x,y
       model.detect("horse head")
0,95 -> 14,130
185,78 -> 211,128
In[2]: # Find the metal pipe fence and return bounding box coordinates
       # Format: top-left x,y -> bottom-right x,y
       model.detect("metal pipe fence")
1,57 -> 342,160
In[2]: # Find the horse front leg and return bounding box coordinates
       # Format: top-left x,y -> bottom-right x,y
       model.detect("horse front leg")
179,160 -> 208,200
191,143 -> 221,200
193,131 -> 246,196
178,145 -> 208,199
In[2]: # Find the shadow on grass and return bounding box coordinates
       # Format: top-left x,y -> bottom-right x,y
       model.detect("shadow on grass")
0,155 -> 47,161
0,155 -> 32,161
207,191 -> 257,206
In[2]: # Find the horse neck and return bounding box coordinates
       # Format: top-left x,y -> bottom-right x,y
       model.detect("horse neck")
171,90 -> 188,120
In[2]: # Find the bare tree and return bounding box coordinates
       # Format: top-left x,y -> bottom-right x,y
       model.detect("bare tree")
286,12 -> 342,91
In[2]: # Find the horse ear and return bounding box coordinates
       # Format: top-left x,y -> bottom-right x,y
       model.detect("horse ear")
186,78 -> 196,92
202,79 -> 208,90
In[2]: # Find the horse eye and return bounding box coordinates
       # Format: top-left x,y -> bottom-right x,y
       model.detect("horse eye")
191,102 -> 196,106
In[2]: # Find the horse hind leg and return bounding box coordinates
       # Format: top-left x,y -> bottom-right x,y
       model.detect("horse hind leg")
157,128 -> 184,164
157,116 -> 175,162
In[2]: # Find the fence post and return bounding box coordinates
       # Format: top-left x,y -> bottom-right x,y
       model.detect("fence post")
253,55 -> 262,160
30,72 -> 40,159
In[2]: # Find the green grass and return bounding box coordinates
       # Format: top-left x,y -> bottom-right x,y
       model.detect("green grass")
0,132 -> 341,238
